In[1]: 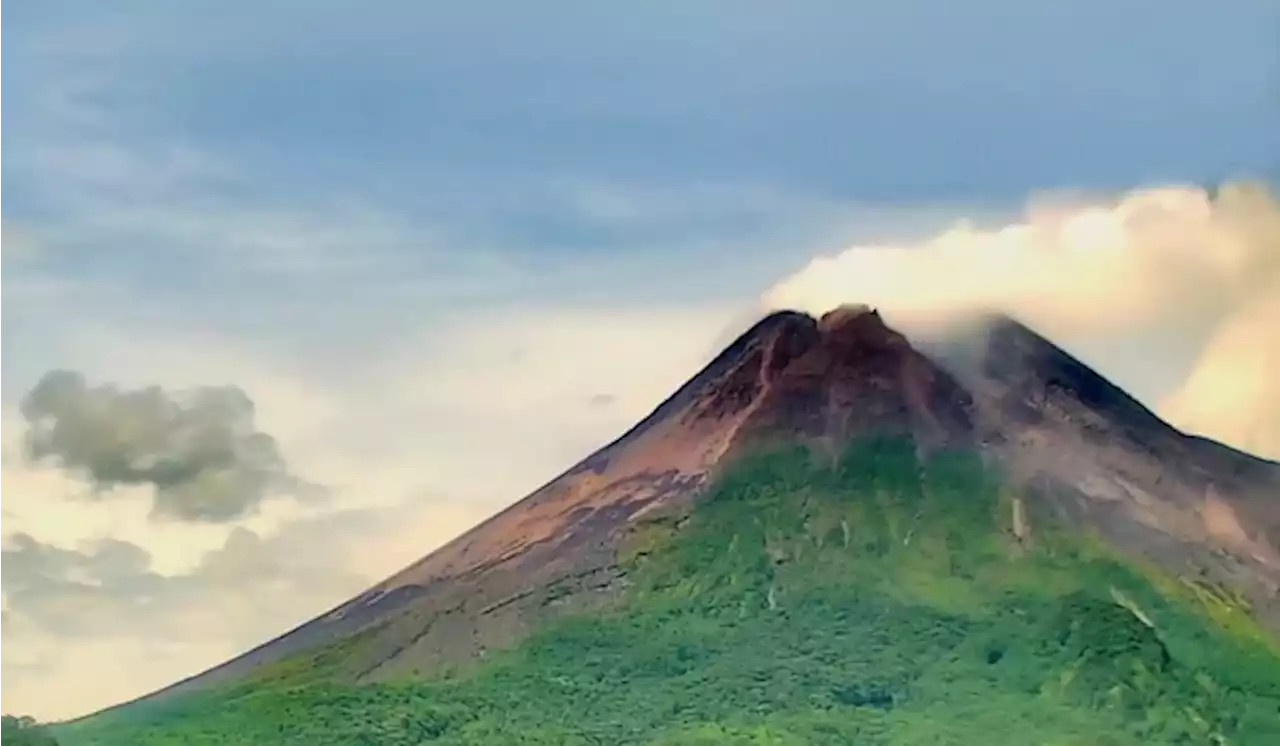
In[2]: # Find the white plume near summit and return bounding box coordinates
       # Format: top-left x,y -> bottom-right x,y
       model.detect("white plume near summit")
764,181 -> 1280,460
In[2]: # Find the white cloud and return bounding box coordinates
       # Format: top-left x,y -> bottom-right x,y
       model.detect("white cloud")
1161,284 -> 1280,459
764,181 -> 1280,460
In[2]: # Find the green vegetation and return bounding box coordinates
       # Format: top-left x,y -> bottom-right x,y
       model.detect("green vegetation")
3,715 -> 62,745
56,439 -> 1280,745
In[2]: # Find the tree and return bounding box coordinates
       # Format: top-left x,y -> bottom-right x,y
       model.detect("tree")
1,714 -> 60,746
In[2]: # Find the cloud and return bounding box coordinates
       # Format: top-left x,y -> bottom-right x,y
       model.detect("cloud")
1161,286 -> 1280,459
2,506 -> 399,642
764,180 -> 1280,459
1,533 -> 162,640
0,497 -> 492,718
19,370 -> 312,522
2,533 -> 155,601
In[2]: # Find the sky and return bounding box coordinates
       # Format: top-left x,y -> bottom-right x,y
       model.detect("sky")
2,0 -> 1278,721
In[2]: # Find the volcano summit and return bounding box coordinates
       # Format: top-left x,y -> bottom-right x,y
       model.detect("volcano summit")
62,306 -> 1280,746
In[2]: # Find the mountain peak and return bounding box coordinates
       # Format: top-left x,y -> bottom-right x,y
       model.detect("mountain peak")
711,304 -> 974,457
124,306 -> 980,704
816,304 -> 910,350
742,304 -> 901,356
817,302 -> 876,331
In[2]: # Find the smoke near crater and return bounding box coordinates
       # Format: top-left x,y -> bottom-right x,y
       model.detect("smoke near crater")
764,181 -> 1280,460
19,370 -> 315,522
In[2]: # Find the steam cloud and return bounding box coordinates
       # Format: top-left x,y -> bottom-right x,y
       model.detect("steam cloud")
20,370 -> 307,522
764,181 -> 1280,460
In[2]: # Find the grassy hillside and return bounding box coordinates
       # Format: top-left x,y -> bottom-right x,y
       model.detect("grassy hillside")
57,438 -> 1280,745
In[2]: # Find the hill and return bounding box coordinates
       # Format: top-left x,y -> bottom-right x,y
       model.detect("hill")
57,306 -> 1280,745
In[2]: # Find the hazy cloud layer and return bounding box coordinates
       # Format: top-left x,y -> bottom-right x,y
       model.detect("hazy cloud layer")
4,510 -> 367,642
0,497 -> 492,710
2,533 -> 157,617
765,181 -> 1280,460
20,370 -> 310,522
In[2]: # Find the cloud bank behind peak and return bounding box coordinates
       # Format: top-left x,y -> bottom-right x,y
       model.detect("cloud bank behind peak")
764,181 -> 1280,460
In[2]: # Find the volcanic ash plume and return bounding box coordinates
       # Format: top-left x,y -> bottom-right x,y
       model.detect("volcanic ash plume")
763,181 -> 1280,460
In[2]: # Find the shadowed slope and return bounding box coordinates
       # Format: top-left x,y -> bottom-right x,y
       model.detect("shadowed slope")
922,313 -> 1280,628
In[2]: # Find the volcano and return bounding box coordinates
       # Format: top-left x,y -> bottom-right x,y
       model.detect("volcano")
64,306 -> 1280,746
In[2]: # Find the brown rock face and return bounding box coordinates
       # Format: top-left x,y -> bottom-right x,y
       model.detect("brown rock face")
126,305 -> 1280,707
733,306 -> 975,456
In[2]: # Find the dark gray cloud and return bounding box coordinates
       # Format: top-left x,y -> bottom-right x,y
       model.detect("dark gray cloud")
20,370 -> 307,522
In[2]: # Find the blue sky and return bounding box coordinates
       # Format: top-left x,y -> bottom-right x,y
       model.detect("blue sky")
2,0 -> 1278,720
8,2 -> 1276,198
4,1 -> 1275,328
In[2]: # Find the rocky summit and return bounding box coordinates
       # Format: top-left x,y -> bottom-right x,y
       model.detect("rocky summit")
60,306 -> 1280,746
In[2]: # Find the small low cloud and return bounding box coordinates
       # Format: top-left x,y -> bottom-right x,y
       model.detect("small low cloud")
587,393 -> 617,408
0,497 -> 490,718
2,533 -> 155,598
19,370 -> 314,522
764,181 -> 1280,460
0,513 -> 368,644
